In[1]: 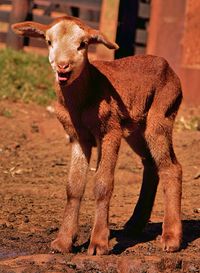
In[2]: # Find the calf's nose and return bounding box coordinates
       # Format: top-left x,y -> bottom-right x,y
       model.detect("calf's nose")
57,62 -> 70,70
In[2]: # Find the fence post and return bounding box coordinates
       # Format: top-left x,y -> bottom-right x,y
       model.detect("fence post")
6,0 -> 31,50
96,0 -> 120,60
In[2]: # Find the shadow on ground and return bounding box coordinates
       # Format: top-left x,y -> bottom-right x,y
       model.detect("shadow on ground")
109,219 -> 200,254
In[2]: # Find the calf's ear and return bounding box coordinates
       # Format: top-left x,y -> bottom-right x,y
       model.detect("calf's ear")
88,29 -> 119,50
12,21 -> 48,38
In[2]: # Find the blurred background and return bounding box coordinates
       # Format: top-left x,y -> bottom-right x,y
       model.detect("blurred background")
0,0 -> 200,105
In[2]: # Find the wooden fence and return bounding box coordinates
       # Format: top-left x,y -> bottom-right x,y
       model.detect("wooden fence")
0,0 -> 150,60
0,0 -> 102,50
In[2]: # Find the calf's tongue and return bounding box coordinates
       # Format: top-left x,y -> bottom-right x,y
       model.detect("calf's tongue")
58,75 -> 68,81
57,71 -> 72,82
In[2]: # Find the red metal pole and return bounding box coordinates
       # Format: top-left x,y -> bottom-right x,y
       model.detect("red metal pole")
147,0 -> 186,73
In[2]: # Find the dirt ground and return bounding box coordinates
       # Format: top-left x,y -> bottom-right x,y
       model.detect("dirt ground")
0,100 -> 199,273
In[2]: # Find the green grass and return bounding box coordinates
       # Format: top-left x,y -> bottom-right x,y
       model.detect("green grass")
0,48 -> 55,105
176,116 -> 200,131
0,107 -> 13,118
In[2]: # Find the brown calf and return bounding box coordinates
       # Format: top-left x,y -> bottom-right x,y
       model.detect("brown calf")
12,16 -> 182,255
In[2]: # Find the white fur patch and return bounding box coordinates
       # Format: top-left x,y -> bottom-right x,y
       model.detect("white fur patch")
46,20 -> 85,42
69,142 -> 89,181
46,20 -> 87,84
72,142 -> 86,161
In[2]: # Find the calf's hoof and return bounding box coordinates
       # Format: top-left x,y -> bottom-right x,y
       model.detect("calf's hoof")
51,237 -> 72,253
87,241 -> 109,255
88,227 -> 110,255
161,233 -> 181,252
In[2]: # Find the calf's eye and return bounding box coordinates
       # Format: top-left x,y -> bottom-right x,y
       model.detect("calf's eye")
78,41 -> 87,50
47,40 -> 52,46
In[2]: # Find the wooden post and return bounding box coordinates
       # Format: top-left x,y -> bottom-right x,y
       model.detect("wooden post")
6,0 -> 31,50
96,0 -> 120,60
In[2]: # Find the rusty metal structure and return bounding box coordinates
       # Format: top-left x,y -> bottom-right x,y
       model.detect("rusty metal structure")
147,0 -> 200,105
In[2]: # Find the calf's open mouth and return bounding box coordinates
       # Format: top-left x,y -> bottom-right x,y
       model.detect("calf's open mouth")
57,71 -> 72,84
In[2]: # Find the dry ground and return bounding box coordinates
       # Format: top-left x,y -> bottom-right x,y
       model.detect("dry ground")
0,100 -> 199,273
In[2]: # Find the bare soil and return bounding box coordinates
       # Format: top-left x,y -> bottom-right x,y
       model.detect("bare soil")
0,100 -> 199,273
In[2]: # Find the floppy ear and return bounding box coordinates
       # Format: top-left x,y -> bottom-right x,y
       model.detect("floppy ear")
12,21 -> 48,38
88,29 -> 119,50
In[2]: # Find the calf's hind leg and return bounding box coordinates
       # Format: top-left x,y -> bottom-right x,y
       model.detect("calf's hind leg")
124,156 -> 159,234
159,158 -> 182,251
125,119 -> 182,251
146,123 -> 182,252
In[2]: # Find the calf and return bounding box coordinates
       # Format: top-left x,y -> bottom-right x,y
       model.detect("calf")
12,16 -> 182,255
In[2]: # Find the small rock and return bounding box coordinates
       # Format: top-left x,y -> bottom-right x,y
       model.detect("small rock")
193,208 -> 200,213
31,123 -> 39,133
23,215 -> 30,223
8,213 -> 17,222
0,223 -> 7,229
20,133 -> 27,140
10,236 -> 20,241
9,166 -> 16,172
46,226 -> 59,235
14,143 -> 21,149
188,265 -> 199,272
194,171 -> 200,180
46,105 -> 55,114
15,169 -> 23,175
67,262 -> 77,270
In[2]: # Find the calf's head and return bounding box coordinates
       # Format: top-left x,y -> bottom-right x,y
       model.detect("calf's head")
12,16 -> 118,86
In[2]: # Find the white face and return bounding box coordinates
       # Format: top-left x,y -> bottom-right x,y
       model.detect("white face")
46,20 -> 88,86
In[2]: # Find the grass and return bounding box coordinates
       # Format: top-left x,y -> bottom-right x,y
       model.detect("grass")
175,116 -> 200,131
0,48 -> 55,105
0,107 -> 13,118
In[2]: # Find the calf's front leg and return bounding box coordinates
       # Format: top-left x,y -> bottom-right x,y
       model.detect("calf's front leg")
88,131 -> 121,255
51,141 -> 91,253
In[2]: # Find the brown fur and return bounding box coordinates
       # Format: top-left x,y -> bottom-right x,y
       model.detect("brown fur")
12,17 -> 182,255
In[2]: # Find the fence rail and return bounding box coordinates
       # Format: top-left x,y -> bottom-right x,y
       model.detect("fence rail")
0,0 -> 102,50
0,0 -> 150,60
